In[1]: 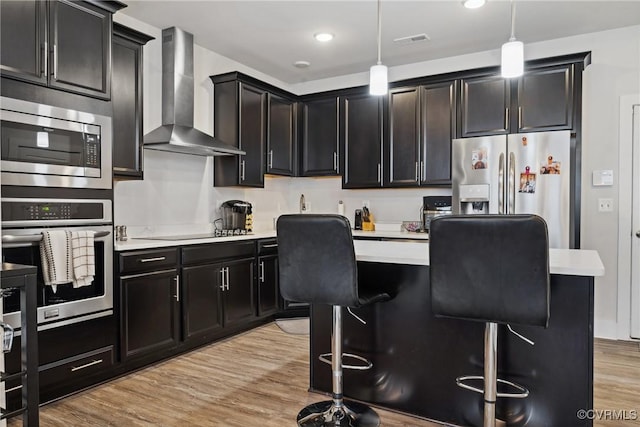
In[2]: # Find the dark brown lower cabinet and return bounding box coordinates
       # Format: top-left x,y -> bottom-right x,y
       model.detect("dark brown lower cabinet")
182,263 -> 224,342
257,253 -> 279,317
120,269 -> 180,360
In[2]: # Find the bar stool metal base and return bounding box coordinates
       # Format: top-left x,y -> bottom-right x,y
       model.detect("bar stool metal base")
297,400 -> 380,427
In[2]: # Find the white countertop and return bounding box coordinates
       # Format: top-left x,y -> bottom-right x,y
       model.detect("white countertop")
116,230 -> 604,277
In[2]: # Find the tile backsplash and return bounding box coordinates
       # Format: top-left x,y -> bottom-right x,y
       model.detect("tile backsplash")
114,152 -> 451,234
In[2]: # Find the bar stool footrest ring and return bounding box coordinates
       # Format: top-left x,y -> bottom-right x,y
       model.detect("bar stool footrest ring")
456,375 -> 530,398
319,352 -> 373,371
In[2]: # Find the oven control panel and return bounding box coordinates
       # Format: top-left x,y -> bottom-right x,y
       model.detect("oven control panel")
1,200 -> 106,223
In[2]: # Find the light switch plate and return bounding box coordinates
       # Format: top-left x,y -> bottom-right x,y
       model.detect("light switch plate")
593,170 -> 614,186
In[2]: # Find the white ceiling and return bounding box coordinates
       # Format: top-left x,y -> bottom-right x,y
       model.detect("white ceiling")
121,1 -> 640,84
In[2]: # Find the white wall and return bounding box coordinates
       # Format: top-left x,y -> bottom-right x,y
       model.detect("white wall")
113,12 -> 640,339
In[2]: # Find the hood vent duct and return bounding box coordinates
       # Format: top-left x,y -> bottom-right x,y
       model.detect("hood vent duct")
143,27 -> 245,157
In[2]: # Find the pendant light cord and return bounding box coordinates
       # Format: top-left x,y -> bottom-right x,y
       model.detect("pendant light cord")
377,0 -> 382,65
509,0 -> 517,42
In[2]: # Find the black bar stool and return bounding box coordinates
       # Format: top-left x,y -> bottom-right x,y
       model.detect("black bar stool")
277,214 -> 391,427
429,214 -> 550,427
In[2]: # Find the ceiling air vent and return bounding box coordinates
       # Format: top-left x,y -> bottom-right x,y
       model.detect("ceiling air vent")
393,33 -> 430,44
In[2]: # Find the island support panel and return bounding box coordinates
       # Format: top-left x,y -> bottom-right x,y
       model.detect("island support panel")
310,262 -> 593,427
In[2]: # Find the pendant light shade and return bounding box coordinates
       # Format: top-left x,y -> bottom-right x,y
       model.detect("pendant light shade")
369,0 -> 388,95
501,40 -> 523,78
501,0 -> 524,78
370,64 -> 388,96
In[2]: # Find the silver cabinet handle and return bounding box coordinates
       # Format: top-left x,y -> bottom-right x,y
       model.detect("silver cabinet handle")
377,163 -> 381,183
139,257 -> 166,263
333,151 -> 338,172
415,162 -> 419,182
240,160 -> 246,181
5,385 -> 22,393
262,243 -> 278,249
174,275 -> 180,302
52,44 -> 58,79
71,359 -> 103,372
498,152 -> 505,214
225,267 -> 230,291
220,268 -> 226,291
268,150 -> 273,168
420,161 -> 424,182
518,107 -> 522,129
505,107 -> 509,131
259,261 -> 265,283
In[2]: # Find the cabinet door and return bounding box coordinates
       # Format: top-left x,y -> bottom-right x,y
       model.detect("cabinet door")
342,94 -> 383,188
0,0 -> 47,84
257,255 -> 279,317
182,264 -> 224,342
385,87 -> 420,187
517,64 -> 574,132
301,97 -> 339,176
112,34 -> 143,178
421,81 -> 457,185
120,270 -> 179,360
238,83 -> 266,187
267,94 -> 295,176
460,75 -> 510,137
49,0 -> 111,99
222,257 -> 256,327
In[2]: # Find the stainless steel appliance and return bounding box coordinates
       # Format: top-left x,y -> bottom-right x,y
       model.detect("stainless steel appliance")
220,200 -> 253,232
1,198 -> 113,330
452,131 -> 571,248
0,97 -> 112,189
422,196 -> 452,232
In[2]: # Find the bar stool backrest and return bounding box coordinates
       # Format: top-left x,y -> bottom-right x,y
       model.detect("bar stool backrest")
277,214 -> 359,307
429,214 -> 550,327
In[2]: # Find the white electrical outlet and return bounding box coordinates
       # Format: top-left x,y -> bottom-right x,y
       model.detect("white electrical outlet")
598,198 -> 613,212
362,200 -> 370,209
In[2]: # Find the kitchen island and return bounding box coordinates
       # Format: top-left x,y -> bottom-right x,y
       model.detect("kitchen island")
311,240 -> 604,427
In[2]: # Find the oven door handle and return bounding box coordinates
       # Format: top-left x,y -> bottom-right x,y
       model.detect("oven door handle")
2,230 -> 111,244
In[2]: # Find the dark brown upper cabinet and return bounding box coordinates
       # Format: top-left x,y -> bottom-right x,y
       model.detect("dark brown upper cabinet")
516,64 -> 574,132
300,96 -> 340,176
341,92 -> 383,188
266,94 -> 296,176
112,23 -> 154,179
385,82 -> 457,187
0,0 -> 124,100
460,75 -> 511,137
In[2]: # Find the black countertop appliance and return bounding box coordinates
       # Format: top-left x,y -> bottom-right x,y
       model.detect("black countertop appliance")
221,200 -> 253,231
422,196 -> 452,231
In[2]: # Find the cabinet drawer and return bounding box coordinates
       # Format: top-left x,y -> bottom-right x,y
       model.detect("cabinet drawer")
119,248 -> 178,275
182,241 -> 256,266
257,238 -> 278,255
40,346 -> 115,389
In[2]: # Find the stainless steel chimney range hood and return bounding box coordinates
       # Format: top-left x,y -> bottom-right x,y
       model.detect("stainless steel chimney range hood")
144,27 -> 244,157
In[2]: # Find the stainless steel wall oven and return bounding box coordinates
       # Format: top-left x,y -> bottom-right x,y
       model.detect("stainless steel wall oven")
1,198 -> 113,330
0,97 -> 112,189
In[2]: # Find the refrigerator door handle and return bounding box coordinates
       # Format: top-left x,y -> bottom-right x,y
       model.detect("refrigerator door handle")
508,152 -> 516,213
498,153 -> 505,214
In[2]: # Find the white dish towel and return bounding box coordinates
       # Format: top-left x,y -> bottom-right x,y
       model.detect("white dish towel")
40,230 -> 96,292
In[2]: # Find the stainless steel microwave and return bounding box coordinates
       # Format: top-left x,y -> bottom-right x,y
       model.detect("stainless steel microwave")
1,97 -> 112,189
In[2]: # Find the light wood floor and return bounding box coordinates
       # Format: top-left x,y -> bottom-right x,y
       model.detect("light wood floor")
9,323 -> 640,426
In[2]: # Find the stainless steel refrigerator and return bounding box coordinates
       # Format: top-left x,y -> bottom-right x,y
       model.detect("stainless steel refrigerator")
452,130 -> 571,249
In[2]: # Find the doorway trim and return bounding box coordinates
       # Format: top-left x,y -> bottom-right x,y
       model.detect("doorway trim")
617,94 -> 640,340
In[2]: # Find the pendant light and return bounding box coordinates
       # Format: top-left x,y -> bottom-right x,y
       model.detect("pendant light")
501,0 -> 524,78
369,0 -> 388,95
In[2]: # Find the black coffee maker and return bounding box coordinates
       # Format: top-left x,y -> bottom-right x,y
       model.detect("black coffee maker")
221,200 -> 253,231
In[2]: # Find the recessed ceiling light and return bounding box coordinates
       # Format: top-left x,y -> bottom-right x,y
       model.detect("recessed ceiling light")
463,0 -> 486,9
314,32 -> 334,42
294,61 -> 311,69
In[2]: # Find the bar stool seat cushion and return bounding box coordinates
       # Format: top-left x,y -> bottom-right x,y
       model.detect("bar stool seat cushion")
429,215 -> 550,327
278,214 -> 390,308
